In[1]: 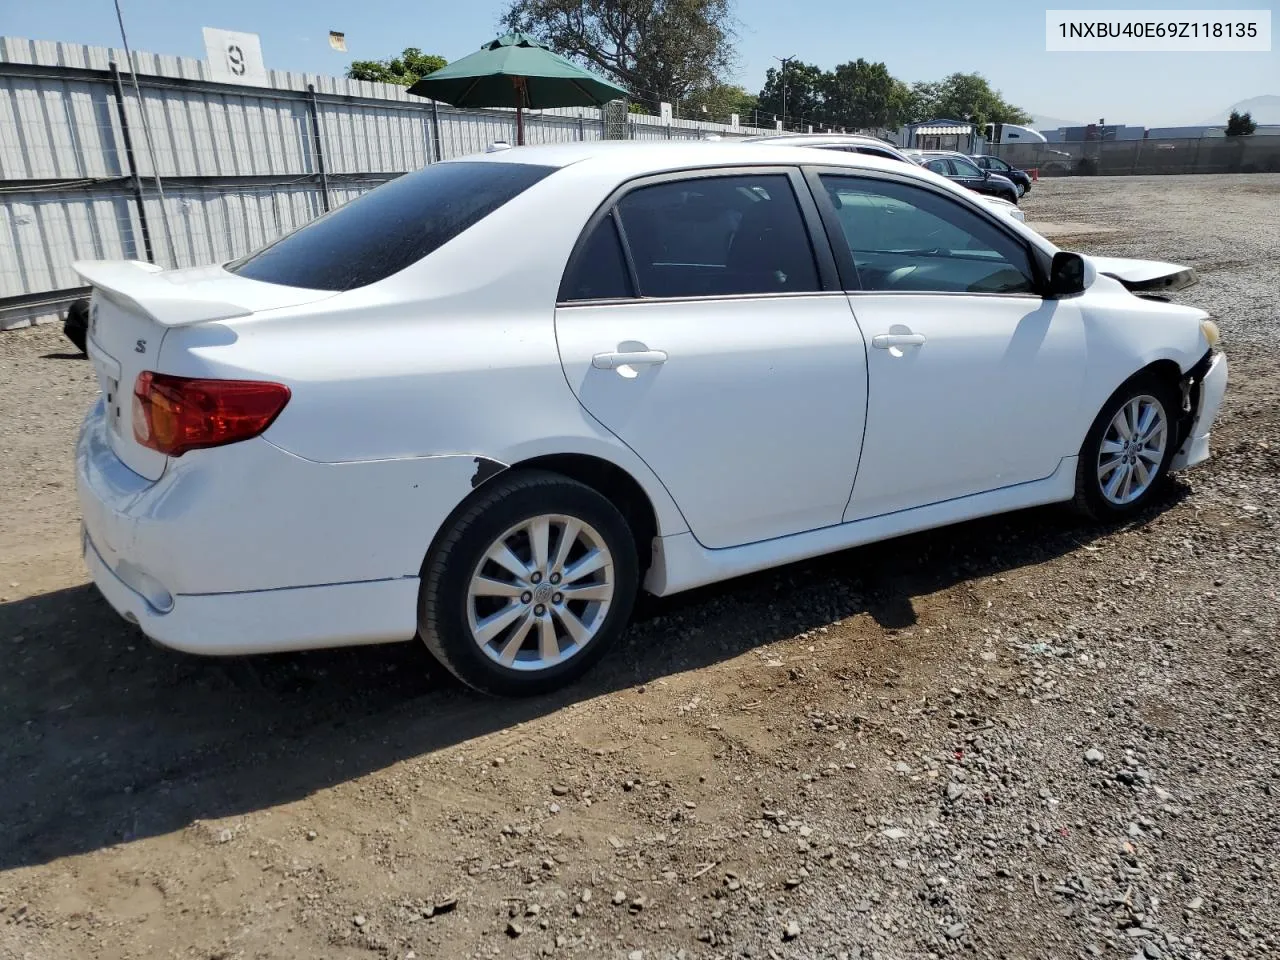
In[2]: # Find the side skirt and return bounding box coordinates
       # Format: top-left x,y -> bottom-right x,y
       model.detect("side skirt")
645,457 -> 1078,596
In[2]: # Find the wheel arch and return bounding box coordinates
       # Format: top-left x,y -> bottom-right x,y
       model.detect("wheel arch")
423,451 -> 671,587
505,454 -> 660,578
1080,356 -> 1195,460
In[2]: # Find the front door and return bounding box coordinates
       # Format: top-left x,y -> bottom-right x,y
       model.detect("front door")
814,172 -> 1088,520
554,169 -> 869,549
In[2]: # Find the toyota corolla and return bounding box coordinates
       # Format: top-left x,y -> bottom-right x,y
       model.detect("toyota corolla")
75,141 -> 1227,696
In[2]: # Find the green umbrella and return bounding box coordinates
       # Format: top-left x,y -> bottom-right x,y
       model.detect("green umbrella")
407,33 -> 629,145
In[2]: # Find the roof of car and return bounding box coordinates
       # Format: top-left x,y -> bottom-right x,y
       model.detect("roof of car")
740,133 -> 897,147
452,138 -> 916,179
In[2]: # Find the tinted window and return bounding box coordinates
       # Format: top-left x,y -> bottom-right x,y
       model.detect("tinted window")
560,214 -> 634,302
615,175 -> 820,298
925,159 -> 951,175
987,157 -> 1011,171
820,175 -> 1037,295
229,161 -> 556,291
951,157 -> 983,177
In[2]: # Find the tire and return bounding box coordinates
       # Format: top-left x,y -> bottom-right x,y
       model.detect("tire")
1073,374 -> 1180,521
419,470 -> 639,697
63,298 -> 89,354
1016,183 -> 1027,198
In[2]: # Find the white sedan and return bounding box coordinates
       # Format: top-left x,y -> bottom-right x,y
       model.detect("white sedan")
75,141 -> 1227,696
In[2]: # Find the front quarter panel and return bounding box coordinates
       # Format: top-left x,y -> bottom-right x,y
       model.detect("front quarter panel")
1074,276 -> 1211,439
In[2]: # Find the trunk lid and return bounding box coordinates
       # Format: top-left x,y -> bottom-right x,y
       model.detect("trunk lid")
1086,255 -> 1198,295
74,260 -> 333,480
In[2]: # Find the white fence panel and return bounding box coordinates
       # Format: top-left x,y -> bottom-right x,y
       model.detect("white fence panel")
0,34 -> 782,329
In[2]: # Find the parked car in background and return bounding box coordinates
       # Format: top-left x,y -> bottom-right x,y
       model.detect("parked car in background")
746,134 -> 1026,222
971,154 -> 1033,197
904,149 -> 1021,204
743,132 -> 911,164
75,141 -> 1225,697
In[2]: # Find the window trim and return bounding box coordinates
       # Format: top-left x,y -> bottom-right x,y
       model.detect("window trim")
556,165 -> 842,307
553,208 -> 637,302
801,165 -> 1050,298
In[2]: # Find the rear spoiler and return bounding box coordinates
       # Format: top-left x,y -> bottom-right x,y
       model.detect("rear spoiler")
72,260 -> 254,327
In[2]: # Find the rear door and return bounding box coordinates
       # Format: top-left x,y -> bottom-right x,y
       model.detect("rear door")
554,168 -> 869,550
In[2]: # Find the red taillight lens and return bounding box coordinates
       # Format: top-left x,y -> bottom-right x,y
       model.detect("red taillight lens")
133,372 -> 291,457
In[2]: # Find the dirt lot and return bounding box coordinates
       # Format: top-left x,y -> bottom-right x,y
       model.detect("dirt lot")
2,174 -> 1278,960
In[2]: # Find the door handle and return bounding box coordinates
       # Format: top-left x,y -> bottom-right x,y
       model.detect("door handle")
591,349 -> 668,370
871,333 -> 926,349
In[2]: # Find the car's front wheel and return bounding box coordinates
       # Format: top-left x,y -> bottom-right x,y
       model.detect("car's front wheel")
1074,375 -> 1179,521
419,470 -> 639,696
1016,182 -> 1027,198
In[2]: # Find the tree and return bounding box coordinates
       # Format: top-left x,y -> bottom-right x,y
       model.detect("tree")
501,0 -> 736,112
905,81 -> 942,124
924,72 -> 1031,127
346,47 -> 447,85
756,60 -> 826,129
681,83 -> 757,123
1225,110 -> 1257,136
820,59 -> 912,130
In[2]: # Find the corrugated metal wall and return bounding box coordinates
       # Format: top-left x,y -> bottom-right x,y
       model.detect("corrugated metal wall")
0,35 -> 778,330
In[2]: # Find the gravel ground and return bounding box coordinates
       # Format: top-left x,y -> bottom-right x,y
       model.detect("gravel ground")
1,174 -> 1278,960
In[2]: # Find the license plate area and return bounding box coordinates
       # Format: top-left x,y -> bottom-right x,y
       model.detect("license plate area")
90,344 -> 125,438
106,375 -> 122,435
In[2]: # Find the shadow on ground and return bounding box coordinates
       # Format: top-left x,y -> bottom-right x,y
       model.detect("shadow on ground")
0,485 -> 1187,871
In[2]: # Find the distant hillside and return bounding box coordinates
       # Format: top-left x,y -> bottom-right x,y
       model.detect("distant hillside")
1030,113 -> 1083,131
1201,95 -> 1280,126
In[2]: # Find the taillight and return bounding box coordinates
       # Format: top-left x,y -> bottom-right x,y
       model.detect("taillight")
133,372 -> 290,457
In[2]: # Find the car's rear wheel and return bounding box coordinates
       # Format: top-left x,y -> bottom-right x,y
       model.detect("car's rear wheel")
1074,375 -> 1179,521
419,470 -> 639,696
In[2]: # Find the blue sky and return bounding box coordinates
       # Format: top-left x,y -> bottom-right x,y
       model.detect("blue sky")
3,0 -> 1275,126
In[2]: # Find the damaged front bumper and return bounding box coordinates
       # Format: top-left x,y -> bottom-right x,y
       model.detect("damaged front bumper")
1171,349 -> 1227,471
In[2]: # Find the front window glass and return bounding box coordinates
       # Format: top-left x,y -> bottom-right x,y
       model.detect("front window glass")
820,175 -> 1037,295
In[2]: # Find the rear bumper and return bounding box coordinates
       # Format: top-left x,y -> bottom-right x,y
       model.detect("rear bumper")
75,397 -> 483,654
1171,350 -> 1227,471
84,528 -> 419,654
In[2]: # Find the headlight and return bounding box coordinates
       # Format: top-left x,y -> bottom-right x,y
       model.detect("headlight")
1200,319 -> 1221,348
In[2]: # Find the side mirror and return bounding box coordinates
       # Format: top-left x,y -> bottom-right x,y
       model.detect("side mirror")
1049,251 -> 1086,298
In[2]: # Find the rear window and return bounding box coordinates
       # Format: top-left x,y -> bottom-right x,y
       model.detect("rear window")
228,161 -> 557,291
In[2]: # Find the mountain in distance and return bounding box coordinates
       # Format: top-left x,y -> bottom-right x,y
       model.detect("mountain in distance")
1029,113 -> 1084,131
1199,95 -> 1280,125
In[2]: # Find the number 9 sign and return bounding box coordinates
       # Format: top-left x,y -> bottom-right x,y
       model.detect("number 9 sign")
202,28 -> 267,86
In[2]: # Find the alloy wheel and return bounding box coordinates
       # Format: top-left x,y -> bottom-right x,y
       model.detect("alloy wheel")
466,514 -> 615,671
1096,394 -> 1168,505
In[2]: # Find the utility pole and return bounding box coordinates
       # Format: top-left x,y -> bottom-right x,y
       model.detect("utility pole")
775,55 -> 795,132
